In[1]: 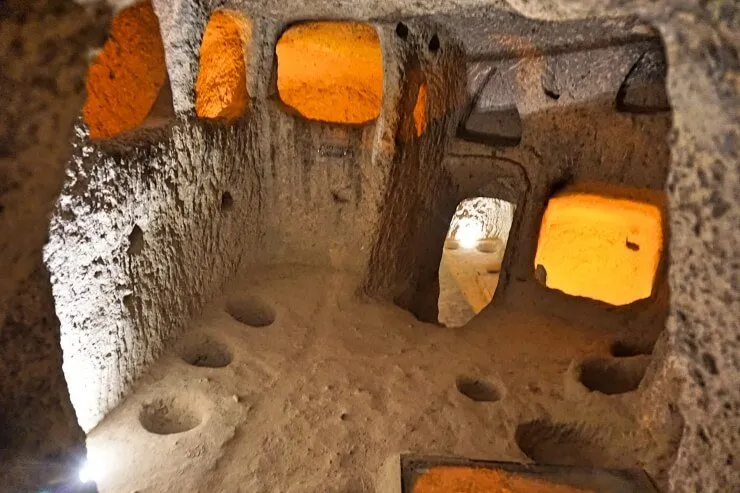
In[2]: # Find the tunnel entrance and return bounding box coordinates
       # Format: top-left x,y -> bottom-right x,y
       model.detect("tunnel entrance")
438,197 -> 515,327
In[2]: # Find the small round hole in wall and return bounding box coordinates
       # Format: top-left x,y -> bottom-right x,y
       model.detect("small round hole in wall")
180,335 -> 232,368
543,87 -> 561,100
220,191 -> 234,212
139,396 -> 202,435
515,419 -> 608,466
395,22 -> 409,40
578,357 -> 649,395
456,376 -> 502,402
428,34 -> 440,52
226,295 -> 276,327
127,224 -> 144,255
625,239 -> 640,251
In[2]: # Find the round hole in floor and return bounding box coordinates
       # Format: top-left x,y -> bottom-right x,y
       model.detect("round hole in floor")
139,396 -> 202,435
610,340 -> 652,357
444,239 -> 460,250
515,419 -> 608,466
456,376 -> 502,402
578,356 -> 650,395
226,294 -> 276,327
179,335 -> 232,368
476,238 -> 502,254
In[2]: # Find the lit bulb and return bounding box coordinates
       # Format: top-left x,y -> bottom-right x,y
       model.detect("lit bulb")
78,450 -> 108,485
78,460 -> 94,483
456,219 -> 482,249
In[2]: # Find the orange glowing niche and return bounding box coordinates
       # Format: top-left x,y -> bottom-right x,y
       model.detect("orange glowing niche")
534,192 -> 663,306
82,2 -> 167,139
413,83 -> 428,136
413,466 -> 594,493
276,22 -> 383,124
195,11 -> 251,120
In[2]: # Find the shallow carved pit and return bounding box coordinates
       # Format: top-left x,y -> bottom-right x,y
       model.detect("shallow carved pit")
139,396 -> 202,435
515,419 -> 609,467
226,295 -> 276,327
610,340 -> 653,357
578,356 -> 650,395
179,334 -> 233,368
456,376 -> 503,402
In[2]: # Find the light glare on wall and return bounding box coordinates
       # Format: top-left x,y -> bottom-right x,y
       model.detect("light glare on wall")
456,219 -> 483,249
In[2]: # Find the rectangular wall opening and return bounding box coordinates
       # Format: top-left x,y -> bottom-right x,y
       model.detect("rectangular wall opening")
534,190 -> 663,306
438,197 -> 515,327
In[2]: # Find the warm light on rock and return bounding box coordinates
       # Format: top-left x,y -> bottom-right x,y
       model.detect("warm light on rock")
276,22 -> 383,123
534,192 -> 663,305
195,11 -> 251,120
413,83 -> 428,136
82,2 -> 167,139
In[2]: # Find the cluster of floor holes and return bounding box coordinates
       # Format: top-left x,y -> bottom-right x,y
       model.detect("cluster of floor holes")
180,335 -> 232,368
578,356 -> 650,395
515,419 -> 608,467
456,376 -> 502,402
226,295 -> 276,327
139,397 -> 202,435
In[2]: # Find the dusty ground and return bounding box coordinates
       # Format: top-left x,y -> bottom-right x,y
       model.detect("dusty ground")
87,265 -> 673,493
438,245 -> 501,327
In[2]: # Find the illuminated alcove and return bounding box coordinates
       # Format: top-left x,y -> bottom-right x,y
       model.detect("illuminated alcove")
534,192 -> 663,306
195,11 -> 251,120
439,197 -> 516,327
82,2 -> 169,139
413,83 -> 428,136
275,21 -> 383,124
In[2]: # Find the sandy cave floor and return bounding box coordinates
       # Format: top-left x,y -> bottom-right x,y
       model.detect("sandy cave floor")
87,265 -> 674,493
438,246 -> 500,328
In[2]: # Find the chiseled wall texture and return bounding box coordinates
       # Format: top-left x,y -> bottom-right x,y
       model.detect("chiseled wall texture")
45,122 -> 261,432
44,9 -> 467,433
0,0 -> 737,491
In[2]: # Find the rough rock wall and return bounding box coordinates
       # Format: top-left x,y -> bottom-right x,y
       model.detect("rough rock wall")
0,0 -> 110,489
0,1 -> 736,492
468,1 -> 739,490
446,197 -> 515,242
45,122 -> 261,432
45,12 -> 463,431
434,13 -> 672,338
658,11 -> 739,492
363,21 -> 466,322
